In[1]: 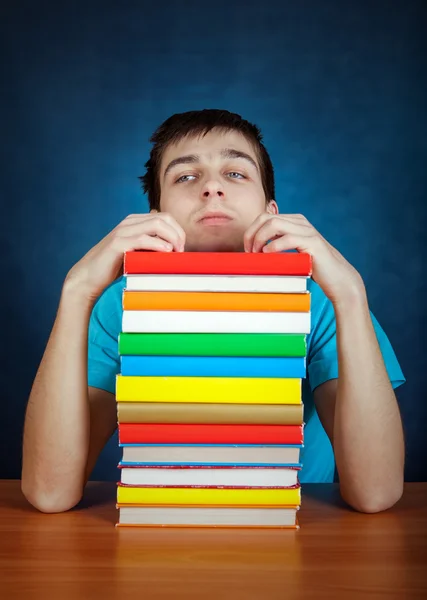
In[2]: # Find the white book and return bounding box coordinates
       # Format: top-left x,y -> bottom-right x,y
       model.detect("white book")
117,505 -> 299,528
120,444 -> 301,465
120,466 -> 299,487
125,274 -> 308,293
122,310 -> 311,334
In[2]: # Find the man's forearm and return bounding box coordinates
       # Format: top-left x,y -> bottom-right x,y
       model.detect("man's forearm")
333,289 -> 405,513
21,281 -> 94,513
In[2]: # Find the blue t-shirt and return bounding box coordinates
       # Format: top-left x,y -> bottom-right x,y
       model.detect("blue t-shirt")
87,276 -> 406,483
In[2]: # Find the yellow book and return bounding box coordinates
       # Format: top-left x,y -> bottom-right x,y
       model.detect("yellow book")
115,376 -> 301,405
117,485 -> 301,506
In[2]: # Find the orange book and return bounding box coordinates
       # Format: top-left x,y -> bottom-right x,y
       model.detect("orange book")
122,291 -> 310,312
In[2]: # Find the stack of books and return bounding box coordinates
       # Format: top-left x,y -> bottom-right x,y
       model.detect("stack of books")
115,250 -> 312,528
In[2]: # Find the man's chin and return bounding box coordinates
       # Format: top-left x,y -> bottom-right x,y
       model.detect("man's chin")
185,234 -> 244,253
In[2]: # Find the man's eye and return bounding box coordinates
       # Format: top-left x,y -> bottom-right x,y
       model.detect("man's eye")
175,172 -> 245,183
176,174 -> 196,183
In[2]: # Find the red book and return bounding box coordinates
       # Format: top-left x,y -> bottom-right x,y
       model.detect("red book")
118,423 -> 304,445
123,251 -> 312,276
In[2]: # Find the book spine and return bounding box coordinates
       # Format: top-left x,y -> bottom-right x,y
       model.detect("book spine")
115,375 -> 302,404
118,423 -> 304,445
125,274 -> 308,293
122,291 -> 310,312
118,332 -> 307,357
119,461 -> 303,467
122,310 -> 311,334
116,484 -> 302,506
124,251 -> 312,276
120,356 -> 306,378
118,464 -> 302,470
117,402 -> 304,425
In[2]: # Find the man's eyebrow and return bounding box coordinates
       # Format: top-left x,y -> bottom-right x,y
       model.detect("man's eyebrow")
163,148 -> 259,181
220,148 -> 259,172
163,155 -> 200,180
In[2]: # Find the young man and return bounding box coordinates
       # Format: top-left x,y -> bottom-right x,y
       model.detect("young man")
21,109 -> 406,514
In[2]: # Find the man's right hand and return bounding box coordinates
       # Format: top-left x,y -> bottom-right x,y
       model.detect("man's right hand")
64,211 -> 186,303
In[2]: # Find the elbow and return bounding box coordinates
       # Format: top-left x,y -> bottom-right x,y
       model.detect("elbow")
21,479 -> 83,514
341,482 -> 404,514
354,492 -> 403,514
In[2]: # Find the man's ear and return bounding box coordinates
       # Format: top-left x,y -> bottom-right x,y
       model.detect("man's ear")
266,200 -> 279,215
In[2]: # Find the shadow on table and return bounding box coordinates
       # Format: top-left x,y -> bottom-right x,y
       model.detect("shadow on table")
73,481 -> 116,510
70,481 -> 117,524
301,483 -> 349,510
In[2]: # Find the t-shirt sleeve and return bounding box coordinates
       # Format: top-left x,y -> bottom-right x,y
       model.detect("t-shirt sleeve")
307,282 -> 406,393
87,280 -> 123,395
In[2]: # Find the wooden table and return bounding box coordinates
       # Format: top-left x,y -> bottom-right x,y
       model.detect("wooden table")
1,480 -> 426,599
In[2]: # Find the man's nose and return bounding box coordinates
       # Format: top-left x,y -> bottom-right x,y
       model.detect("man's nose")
201,179 -> 225,199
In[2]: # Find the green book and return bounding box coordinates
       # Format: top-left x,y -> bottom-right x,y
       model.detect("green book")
118,332 -> 306,357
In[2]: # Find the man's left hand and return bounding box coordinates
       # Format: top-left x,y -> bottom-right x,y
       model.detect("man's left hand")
244,213 -> 366,306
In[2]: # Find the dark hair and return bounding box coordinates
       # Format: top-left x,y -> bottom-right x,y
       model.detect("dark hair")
139,109 -> 275,211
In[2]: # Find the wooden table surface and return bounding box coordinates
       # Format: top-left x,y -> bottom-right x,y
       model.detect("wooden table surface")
1,480 -> 426,599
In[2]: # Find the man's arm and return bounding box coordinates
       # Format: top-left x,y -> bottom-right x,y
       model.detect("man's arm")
244,211 -> 405,513
21,284 -> 117,513
314,289 -> 405,513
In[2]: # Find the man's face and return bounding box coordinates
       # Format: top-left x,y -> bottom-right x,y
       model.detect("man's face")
159,128 -> 278,251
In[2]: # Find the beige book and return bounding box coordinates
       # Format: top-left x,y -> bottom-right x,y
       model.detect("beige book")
117,402 -> 303,425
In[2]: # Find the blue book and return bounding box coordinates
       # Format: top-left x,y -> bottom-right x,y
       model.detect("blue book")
120,355 -> 306,378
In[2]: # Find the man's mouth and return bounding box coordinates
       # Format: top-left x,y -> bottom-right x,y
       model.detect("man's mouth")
197,211 -> 233,226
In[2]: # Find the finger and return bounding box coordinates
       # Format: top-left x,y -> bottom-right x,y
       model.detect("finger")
115,218 -> 185,252
276,214 -> 313,231
122,213 -> 154,222
157,212 -> 187,247
243,214 -> 271,252
118,215 -> 186,251
243,213 -> 312,252
262,233 -> 314,254
276,214 -> 309,223
251,218 -> 311,253
124,233 -> 174,253
117,215 -> 157,233
124,212 -> 187,248
122,212 -> 186,246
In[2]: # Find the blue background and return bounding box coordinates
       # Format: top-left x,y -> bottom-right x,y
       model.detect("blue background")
1,0 -> 426,480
